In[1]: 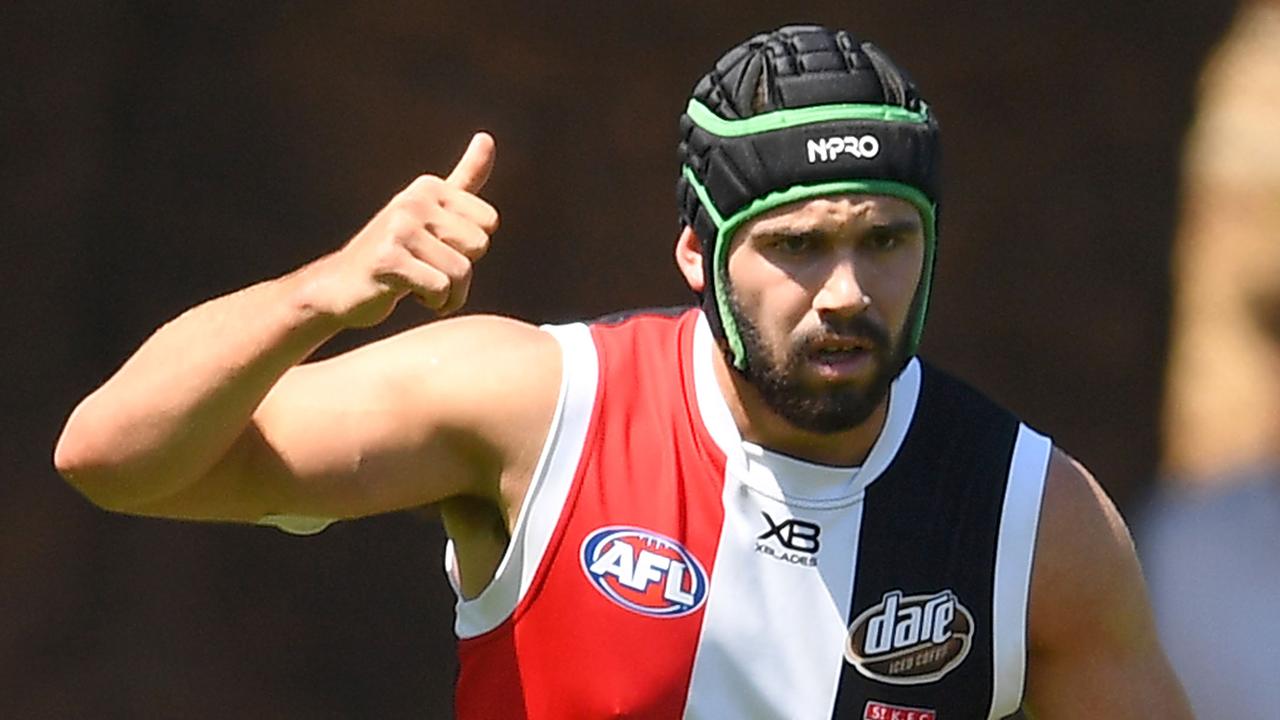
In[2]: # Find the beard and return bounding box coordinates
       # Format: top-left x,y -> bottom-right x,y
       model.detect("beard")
725,291 -> 909,434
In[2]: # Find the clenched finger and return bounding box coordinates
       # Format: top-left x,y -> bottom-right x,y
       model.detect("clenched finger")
402,232 -> 473,312
434,264 -> 472,315
423,212 -> 491,261
373,249 -> 452,308
440,187 -> 500,235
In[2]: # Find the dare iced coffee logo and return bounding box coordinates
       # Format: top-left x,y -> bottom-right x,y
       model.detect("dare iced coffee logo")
845,589 -> 973,685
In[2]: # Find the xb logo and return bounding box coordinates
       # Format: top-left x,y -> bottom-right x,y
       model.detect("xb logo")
758,512 -> 821,554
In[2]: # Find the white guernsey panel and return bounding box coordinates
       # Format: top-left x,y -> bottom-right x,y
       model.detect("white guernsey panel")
987,423 -> 1051,719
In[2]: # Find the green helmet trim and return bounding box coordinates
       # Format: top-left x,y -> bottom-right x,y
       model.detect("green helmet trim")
681,166 -> 937,369
685,98 -> 931,136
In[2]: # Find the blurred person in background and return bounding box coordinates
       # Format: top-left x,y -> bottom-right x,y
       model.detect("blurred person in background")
1141,2 -> 1280,718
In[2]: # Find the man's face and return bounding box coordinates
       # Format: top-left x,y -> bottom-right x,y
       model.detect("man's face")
724,194 -> 926,434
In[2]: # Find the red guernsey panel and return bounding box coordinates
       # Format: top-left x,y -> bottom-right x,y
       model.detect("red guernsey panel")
456,311 -> 730,718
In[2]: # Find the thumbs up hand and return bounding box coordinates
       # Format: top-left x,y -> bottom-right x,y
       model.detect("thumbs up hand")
305,132 -> 500,328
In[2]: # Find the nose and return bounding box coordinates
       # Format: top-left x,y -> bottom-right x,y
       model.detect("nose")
813,255 -> 872,316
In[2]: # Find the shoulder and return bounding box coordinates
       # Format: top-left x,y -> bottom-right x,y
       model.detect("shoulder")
1028,448 -> 1148,652
394,312 -> 557,358
396,313 -> 562,425
338,313 -> 559,387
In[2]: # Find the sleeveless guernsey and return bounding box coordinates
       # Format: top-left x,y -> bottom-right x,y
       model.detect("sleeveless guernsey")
448,308 -> 1050,719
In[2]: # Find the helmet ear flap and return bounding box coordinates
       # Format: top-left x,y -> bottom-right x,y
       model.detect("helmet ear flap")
676,170 -> 732,354
676,120 -> 724,301
693,216 -> 730,357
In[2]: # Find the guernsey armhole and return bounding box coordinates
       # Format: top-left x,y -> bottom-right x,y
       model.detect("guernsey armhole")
450,322 -> 600,639
257,514 -> 337,536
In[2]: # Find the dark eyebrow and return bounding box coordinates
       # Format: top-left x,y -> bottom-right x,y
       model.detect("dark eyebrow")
867,218 -> 923,235
755,228 -> 826,244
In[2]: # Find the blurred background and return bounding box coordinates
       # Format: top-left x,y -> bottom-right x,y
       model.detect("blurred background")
4,1 -> 1275,717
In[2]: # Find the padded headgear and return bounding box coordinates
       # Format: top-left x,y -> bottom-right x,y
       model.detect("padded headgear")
676,25 -> 941,368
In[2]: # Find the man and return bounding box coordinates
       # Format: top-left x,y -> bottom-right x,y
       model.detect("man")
56,25 -> 1191,719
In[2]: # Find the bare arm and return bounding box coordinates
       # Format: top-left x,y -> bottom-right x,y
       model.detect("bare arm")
1023,450 -> 1193,718
53,133 -> 556,523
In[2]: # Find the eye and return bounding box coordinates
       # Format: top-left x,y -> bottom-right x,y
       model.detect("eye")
770,233 -> 816,255
864,229 -> 901,252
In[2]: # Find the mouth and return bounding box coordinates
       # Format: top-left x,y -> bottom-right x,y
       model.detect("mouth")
805,338 -> 877,378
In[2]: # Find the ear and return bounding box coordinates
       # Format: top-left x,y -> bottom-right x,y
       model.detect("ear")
675,226 -> 707,293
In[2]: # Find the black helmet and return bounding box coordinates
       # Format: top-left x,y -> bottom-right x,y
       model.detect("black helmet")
677,25 -> 941,368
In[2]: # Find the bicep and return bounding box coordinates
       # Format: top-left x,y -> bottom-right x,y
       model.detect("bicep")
1023,451 -> 1193,719
1025,639 -> 1189,720
131,315 -> 560,524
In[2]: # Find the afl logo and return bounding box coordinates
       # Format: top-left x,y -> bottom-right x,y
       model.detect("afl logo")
845,589 -> 974,685
580,526 -> 708,618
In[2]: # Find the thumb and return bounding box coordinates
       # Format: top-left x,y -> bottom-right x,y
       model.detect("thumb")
445,132 -> 496,193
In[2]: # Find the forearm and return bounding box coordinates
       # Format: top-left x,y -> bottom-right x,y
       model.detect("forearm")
55,262 -> 343,510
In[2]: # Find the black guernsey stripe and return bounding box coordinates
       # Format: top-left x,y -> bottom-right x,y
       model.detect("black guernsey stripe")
831,362 -> 1022,719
